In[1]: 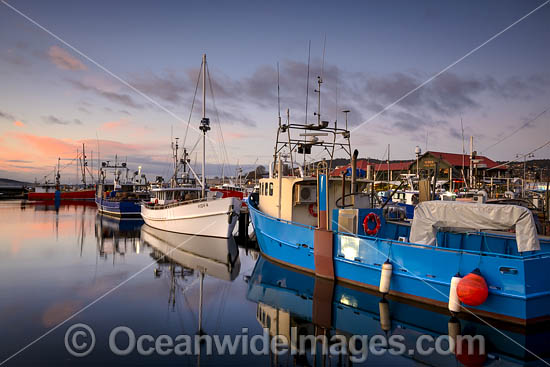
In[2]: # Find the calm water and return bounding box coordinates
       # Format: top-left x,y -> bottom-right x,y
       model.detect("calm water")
0,201 -> 547,366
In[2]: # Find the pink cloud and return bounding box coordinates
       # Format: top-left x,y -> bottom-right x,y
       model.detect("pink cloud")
13,120 -> 24,127
48,45 -> 87,71
100,118 -> 129,131
224,132 -> 248,141
15,132 -> 76,157
0,131 -> 165,176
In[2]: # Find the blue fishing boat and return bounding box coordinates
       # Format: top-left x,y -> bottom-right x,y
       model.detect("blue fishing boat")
247,99 -> 550,326
95,159 -> 149,217
247,256 -> 550,365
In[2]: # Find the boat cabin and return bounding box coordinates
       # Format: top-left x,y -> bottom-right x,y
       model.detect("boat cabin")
148,187 -> 202,205
96,182 -> 149,200
34,184 -> 57,193
258,175 -> 372,227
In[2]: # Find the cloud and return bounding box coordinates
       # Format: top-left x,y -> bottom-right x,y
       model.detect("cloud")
100,118 -> 129,131
13,120 -> 25,127
42,115 -> 83,125
47,46 -> 87,71
128,71 -> 186,103
68,79 -> 143,109
5,159 -> 33,163
0,110 -> 15,121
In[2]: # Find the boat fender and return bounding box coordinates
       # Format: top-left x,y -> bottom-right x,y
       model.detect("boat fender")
447,317 -> 461,354
448,272 -> 462,313
379,259 -> 392,294
378,299 -> 391,332
457,268 -> 488,306
155,198 -> 158,205
308,203 -> 318,217
363,212 -> 381,236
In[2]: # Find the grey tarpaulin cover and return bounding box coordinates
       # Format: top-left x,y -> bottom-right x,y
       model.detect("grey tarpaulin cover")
409,201 -> 540,252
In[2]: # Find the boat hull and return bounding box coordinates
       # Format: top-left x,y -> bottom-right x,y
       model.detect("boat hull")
95,196 -> 142,217
28,189 -> 95,201
141,197 -> 241,238
248,202 -> 550,325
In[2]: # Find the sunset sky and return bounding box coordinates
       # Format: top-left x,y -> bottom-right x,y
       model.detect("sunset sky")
1,0 -> 549,183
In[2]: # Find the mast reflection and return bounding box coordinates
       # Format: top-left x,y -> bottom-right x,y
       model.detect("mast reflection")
141,225 -> 241,334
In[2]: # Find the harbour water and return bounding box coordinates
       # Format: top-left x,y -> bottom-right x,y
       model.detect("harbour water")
0,200 -> 547,366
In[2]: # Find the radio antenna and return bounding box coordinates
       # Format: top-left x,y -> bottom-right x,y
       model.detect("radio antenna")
304,40 -> 311,124
321,34 -> 326,79
277,62 -> 281,127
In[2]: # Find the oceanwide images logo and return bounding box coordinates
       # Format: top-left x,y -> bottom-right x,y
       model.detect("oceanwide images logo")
65,323 -> 485,362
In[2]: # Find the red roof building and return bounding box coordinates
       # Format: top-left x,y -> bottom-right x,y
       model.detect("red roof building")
422,151 -> 502,169
330,151 -> 507,186
331,160 -> 413,179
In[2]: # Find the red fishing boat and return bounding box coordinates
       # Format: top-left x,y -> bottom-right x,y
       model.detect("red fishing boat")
27,152 -> 96,201
27,185 -> 95,201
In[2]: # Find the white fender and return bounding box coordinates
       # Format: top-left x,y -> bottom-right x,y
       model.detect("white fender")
448,273 -> 462,313
379,260 -> 393,294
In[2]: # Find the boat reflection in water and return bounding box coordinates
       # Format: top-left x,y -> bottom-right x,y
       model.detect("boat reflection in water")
94,214 -> 144,260
141,224 -> 240,334
247,256 -> 550,366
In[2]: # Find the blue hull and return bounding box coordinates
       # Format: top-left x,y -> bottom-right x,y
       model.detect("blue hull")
248,201 -> 550,324
247,256 -> 550,365
95,196 -> 142,217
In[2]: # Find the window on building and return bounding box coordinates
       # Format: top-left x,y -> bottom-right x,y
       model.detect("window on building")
269,183 -> 273,196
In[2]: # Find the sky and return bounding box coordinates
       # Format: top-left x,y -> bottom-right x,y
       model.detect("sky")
1,0 -> 549,183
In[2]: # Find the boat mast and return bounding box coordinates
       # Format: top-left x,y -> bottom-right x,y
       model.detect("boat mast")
56,157 -> 61,190
199,54 -> 210,199
172,137 -> 179,188
82,143 -> 87,187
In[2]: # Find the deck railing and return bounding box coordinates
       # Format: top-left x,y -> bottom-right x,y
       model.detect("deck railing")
248,198 -> 550,260
142,197 -> 209,210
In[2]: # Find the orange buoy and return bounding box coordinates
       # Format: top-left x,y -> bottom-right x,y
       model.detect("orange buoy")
457,268 -> 488,306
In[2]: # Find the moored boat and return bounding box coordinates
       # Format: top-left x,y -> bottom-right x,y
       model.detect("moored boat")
140,54 -> 241,238
95,160 -> 149,217
141,187 -> 241,238
28,155 -> 95,201
28,186 -> 95,201
247,73 -> 550,325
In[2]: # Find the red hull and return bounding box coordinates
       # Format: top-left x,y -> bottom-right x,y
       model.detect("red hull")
28,189 -> 95,201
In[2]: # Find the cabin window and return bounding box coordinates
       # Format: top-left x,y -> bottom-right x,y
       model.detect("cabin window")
269,183 -> 273,196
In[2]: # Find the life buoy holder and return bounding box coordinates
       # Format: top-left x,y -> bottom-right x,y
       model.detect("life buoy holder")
363,212 -> 381,236
308,203 -> 318,217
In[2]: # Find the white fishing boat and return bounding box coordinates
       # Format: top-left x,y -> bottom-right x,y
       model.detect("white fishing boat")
141,188 -> 241,238
140,54 -> 241,238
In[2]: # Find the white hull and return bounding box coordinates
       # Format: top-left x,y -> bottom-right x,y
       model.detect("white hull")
140,197 -> 241,238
